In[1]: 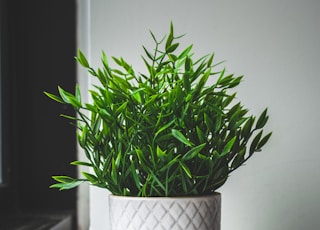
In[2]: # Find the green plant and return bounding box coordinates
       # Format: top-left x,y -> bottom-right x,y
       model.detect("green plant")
45,23 -> 272,197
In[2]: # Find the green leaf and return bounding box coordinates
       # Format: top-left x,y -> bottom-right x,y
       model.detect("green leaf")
256,108 -> 269,129
130,164 -> 141,190
207,53 -> 214,67
228,75 -> 243,88
115,101 -> 128,116
150,172 -> 166,192
78,125 -> 88,148
71,161 -> 92,167
169,21 -> 174,35
44,91 -> 65,104
215,114 -> 222,133
50,176 -> 84,190
143,46 -> 154,61
219,74 -> 234,87
228,102 -> 241,119
165,32 -> 174,50
184,56 -> 191,71
149,30 -> 158,43
155,120 -> 175,138
204,113 -> 214,132
50,181 -> 84,190
250,130 -> 263,154
111,56 -> 122,66
241,116 -> 255,139
132,90 -> 142,103
101,50 -> 109,68
228,109 -> 241,129
115,151 -> 122,168
179,161 -> 192,178
216,68 -> 226,85
257,132 -> 272,149
76,49 -> 90,68
58,86 -> 81,109
171,129 -> 194,147
196,126 -> 206,143
111,157 -> 118,184
156,145 -> 166,158
193,68 -> 211,99
221,136 -> 237,157
182,143 -> 206,161
75,84 -> 81,102
166,43 -> 179,53
52,175 -> 75,183
178,44 -> 193,59
168,54 -> 177,62
231,147 -> 246,169
222,93 -> 236,108
82,172 -> 99,184
158,154 -> 181,173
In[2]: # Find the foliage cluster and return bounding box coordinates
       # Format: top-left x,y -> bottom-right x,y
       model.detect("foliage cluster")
45,23 -> 271,197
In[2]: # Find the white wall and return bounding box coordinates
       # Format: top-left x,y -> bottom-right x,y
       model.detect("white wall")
76,0 -> 90,229
84,0 -> 320,229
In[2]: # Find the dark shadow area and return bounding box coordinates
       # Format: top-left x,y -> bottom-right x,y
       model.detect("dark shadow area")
0,0 -> 77,228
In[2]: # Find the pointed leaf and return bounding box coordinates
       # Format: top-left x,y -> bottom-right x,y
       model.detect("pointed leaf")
171,129 -> 193,147
156,145 -> 166,158
166,43 -> 179,53
82,172 -> 99,184
76,49 -> 90,68
221,136 -> 237,157
250,130 -> 263,154
44,92 -> 65,104
257,132 -> 272,149
71,161 -> 92,167
52,175 -> 75,183
179,161 -> 192,178
182,143 -> 206,160
155,120 -> 175,138
178,44 -> 193,59
50,181 -> 83,190
256,108 -> 269,129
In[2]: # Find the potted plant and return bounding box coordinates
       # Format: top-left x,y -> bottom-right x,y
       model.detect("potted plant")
45,23 -> 272,230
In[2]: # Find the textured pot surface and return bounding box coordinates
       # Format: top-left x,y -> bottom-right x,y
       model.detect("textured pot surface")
109,193 -> 221,230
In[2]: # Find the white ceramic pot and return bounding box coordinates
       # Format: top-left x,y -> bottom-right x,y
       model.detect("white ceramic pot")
109,193 -> 221,230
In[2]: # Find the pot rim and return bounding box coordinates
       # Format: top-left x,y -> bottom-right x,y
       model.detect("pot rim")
109,192 -> 221,201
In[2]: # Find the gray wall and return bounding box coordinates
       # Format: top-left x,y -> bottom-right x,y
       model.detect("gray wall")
86,0 -> 320,229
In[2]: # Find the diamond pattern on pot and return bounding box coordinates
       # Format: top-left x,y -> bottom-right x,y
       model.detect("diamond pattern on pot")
109,193 -> 221,230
